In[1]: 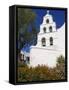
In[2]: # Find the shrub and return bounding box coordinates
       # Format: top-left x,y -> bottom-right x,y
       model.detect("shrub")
18,55 -> 65,82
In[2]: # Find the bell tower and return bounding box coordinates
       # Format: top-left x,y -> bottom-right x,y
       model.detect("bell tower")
37,10 -> 57,48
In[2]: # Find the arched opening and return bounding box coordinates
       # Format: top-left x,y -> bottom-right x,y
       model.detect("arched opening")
26,57 -> 30,64
49,26 -> 52,32
43,27 -> 46,33
41,37 -> 46,47
50,37 -> 53,45
46,19 -> 49,24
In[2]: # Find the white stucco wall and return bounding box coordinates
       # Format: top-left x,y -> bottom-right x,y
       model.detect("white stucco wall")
30,46 -> 63,67
57,23 -> 65,57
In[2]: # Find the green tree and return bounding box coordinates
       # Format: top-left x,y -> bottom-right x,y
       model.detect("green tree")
18,8 -> 37,52
56,55 -> 65,79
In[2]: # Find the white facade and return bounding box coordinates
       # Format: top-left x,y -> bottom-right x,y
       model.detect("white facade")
29,11 -> 65,67
20,51 -> 30,60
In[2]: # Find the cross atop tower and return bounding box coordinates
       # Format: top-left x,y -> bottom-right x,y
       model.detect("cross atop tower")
47,10 -> 50,14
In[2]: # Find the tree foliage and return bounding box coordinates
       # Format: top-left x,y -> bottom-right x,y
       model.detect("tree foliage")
18,55 -> 65,82
18,8 -> 38,51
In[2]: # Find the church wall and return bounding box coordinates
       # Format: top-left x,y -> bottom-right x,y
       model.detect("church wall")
30,47 -> 62,67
